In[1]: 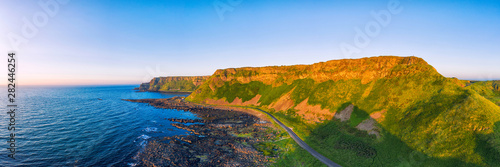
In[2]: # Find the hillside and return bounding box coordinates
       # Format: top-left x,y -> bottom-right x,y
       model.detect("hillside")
186,56 -> 500,166
139,76 -> 209,92
467,80 -> 500,106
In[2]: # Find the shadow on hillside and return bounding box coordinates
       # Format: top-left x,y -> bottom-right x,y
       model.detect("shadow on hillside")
475,121 -> 500,166
274,106 -> 480,167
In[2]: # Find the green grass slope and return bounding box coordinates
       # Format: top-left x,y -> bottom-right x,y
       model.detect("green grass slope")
186,56 -> 500,166
467,81 -> 500,106
144,76 -> 209,92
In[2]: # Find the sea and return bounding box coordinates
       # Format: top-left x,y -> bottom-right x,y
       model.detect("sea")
0,85 -> 198,166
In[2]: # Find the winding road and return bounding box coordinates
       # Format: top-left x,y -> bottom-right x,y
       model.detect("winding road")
251,108 -> 342,167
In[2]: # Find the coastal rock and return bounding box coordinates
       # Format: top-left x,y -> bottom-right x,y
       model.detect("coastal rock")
124,97 -> 277,167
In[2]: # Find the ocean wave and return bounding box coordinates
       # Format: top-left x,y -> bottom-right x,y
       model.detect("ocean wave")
139,140 -> 148,147
143,127 -> 158,132
137,134 -> 151,140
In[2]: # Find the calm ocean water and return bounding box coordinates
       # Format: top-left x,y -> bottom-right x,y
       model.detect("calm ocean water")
0,85 -> 198,167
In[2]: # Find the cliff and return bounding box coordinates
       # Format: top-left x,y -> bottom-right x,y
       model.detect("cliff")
186,56 -> 500,166
139,76 -> 210,92
138,82 -> 150,90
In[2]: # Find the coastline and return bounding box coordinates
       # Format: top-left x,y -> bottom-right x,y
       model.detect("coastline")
133,88 -> 193,94
123,97 -> 280,166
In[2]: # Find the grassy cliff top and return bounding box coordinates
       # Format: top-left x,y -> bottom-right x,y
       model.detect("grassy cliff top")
210,56 -> 435,86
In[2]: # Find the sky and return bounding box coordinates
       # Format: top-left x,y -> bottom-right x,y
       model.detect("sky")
0,0 -> 499,85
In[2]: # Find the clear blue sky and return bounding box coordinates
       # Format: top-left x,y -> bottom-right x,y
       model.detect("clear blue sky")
1,0 -> 499,85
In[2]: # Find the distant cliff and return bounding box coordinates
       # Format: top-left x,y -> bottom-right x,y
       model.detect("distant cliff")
186,56 -> 500,166
138,76 -> 210,92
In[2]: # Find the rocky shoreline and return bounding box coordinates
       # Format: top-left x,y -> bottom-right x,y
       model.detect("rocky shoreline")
124,97 -> 279,166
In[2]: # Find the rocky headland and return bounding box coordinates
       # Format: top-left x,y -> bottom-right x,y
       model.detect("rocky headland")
136,76 -> 210,93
